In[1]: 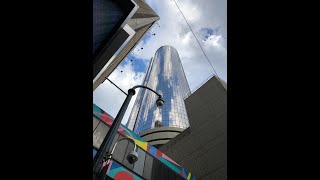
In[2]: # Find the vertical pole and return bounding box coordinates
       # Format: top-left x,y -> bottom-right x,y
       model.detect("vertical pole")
93,89 -> 136,179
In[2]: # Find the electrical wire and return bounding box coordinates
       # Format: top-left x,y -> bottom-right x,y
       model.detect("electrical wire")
172,0 -> 226,92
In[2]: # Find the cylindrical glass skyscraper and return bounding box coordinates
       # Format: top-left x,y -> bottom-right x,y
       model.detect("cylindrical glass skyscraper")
126,46 -> 190,146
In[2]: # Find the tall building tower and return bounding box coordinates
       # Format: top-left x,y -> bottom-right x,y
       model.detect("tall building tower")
126,45 -> 190,148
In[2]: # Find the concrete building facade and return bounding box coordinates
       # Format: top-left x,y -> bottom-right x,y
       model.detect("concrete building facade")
159,76 -> 227,180
93,0 -> 160,90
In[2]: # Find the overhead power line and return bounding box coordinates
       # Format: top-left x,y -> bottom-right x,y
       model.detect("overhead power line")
172,0 -> 226,92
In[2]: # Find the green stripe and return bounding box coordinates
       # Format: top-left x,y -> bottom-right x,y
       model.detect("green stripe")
158,158 -> 181,174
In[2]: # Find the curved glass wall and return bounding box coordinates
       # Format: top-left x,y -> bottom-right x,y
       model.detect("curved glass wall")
126,46 -> 190,134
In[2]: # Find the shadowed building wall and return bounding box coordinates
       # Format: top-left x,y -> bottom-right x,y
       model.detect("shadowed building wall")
159,76 -> 227,180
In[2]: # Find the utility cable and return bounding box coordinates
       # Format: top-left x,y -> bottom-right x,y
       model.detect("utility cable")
172,0 -> 226,92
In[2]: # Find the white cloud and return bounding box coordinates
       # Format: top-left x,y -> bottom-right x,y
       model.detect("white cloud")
205,35 -> 222,47
181,32 -> 192,45
93,60 -> 145,124
141,0 -> 227,90
93,0 -> 227,124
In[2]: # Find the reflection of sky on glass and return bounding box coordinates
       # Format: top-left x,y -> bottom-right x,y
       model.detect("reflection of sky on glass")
126,46 -> 190,134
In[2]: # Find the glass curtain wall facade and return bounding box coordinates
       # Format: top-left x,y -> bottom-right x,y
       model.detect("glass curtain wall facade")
126,46 -> 190,134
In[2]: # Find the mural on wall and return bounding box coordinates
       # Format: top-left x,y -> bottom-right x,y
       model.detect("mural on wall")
106,160 -> 142,180
93,104 -> 196,180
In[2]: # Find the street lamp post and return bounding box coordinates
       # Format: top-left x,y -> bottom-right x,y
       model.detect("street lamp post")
96,137 -> 138,180
93,85 -> 164,180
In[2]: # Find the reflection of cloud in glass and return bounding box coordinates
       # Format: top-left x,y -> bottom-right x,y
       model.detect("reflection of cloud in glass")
126,46 -> 190,134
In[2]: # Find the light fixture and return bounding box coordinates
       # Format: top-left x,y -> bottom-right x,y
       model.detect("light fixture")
156,97 -> 164,107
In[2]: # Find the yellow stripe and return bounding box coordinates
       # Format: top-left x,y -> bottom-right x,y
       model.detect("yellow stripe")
133,139 -> 148,151
187,172 -> 191,180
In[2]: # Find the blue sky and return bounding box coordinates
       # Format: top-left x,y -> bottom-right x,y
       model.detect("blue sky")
199,26 -> 220,40
93,0 -> 227,124
121,54 -> 148,73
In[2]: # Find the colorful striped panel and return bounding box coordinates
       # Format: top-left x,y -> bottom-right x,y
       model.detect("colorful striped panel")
93,104 -> 196,180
